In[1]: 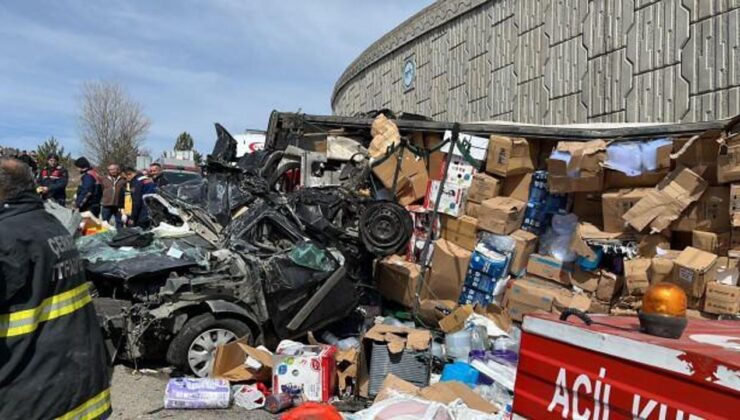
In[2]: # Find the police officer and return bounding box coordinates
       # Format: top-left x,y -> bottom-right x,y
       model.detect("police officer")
0,157 -> 111,419
37,153 -> 69,205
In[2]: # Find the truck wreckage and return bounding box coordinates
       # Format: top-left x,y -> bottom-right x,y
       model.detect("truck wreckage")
86,123 -> 413,377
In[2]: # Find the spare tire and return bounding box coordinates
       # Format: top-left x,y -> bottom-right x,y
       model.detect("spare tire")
359,201 -> 413,256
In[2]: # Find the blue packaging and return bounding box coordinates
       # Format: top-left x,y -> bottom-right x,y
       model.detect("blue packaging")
458,286 -> 493,306
440,361 -> 480,387
464,268 -> 497,294
468,249 -> 508,279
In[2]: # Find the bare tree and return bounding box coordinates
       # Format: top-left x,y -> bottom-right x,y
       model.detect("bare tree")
78,81 -> 151,167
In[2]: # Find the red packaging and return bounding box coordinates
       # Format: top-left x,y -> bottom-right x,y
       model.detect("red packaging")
273,344 -> 337,402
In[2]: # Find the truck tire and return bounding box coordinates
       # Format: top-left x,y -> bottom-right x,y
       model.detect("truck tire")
167,313 -> 253,377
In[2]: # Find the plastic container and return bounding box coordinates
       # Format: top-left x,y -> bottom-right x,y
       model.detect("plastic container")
440,361 -> 480,387
445,330 -> 472,361
577,246 -> 603,271
470,325 -> 489,351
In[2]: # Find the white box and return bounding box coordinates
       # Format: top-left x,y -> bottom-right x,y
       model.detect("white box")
424,180 -> 467,217
272,344 -> 337,402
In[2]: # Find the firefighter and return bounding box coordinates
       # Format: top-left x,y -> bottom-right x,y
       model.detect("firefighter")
37,153 -> 69,205
0,157 -> 111,419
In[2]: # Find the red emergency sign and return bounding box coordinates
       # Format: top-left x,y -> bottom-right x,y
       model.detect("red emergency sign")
513,313 -> 740,419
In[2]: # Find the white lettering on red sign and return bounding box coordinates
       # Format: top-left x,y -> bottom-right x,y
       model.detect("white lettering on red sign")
547,367 -> 705,420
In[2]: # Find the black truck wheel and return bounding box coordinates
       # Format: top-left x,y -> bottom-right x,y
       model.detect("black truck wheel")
166,313 -> 253,377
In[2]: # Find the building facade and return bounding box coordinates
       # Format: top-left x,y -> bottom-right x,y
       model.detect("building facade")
332,0 -> 739,124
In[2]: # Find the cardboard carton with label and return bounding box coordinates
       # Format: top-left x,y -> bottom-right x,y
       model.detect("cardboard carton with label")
486,136 -> 534,177
547,140 -> 606,193
672,246 -> 718,299
467,173 -> 500,203
703,281 -> 740,314
477,196 -> 526,235
602,188 -> 650,232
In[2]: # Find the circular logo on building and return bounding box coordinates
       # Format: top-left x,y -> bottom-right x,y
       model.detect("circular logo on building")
403,58 -> 415,89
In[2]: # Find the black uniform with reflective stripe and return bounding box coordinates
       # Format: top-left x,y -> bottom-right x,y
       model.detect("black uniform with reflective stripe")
0,192 -> 111,419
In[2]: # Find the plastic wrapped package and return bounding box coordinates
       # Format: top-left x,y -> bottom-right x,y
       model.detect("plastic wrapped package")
163,378 -> 230,409
605,142 -> 642,176
348,394 -> 454,420
640,138 -> 672,171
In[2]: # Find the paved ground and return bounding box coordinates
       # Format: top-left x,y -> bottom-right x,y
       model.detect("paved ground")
110,365 -> 277,419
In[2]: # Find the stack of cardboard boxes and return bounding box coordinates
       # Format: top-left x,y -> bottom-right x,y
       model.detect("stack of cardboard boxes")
374,114 -> 739,322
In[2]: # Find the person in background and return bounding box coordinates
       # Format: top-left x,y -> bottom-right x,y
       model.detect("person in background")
148,162 -> 169,187
16,150 -> 37,174
0,157 -> 111,419
37,153 -> 68,206
100,163 -> 125,228
123,166 -> 156,228
73,157 -> 102,217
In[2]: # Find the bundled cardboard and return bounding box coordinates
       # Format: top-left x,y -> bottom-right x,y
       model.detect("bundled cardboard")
624,258 -> 652,295
467,173 -> 500,203
485,136 -> 534,176
547,140 -> 606,193
704,282 -> 740,314
425,180 -> 467,217
672,186 -> 730,232
212,338 -> 273,382
509,229 -> 538,276
526,254 -> 574,285
440,214 -> 478,251
368,114 -> 400,158
602,188 -> 650,232
376,255 -> 422,308
426,239 -> 472,301
477,197 -> 526,235
673,247 -> 718,298
717,133 -> 740,183
373,149 -> 429,206
501,172 -> 532,202
623,166 -> 708,233
693,230 -> 730,256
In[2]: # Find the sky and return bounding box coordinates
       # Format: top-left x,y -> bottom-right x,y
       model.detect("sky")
0,0 -> 431,158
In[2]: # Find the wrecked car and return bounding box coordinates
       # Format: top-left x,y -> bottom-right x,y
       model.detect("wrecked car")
85,124 -> 412,377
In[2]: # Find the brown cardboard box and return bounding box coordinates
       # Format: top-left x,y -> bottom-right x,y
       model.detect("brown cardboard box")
673,131 -> 721,184
571,267 -> 600,293
508,277 -> 589,321
477,197 -> 526,235
596,271 -> 623,301
526,254 -> 574,285
638,234 -> 671,258
602,188 -> 650,232
624,258 -> 652,295
732,213 -> 740,255
416,299 -> 456,327
372,148 -> 429,205
673,247 -> 718,298
731,184 -> 740,213
412,132 -> 445,181
693,230 -> 731,256
509,229 -> 538,275
604,168 -> 670,189
650,256 -> 675,284
501,172 -> 532,203
438,305 -> 474,333
485,136 -> 534,177
212,338 -> 273,382
426,239 -> 472,301
467,173 -> 500,203
509,279 -> 557,311
717,133 -> 740,184
507,300 -> 544,322
704,282 -> 740,314
573,192 -> 603,227
547,140 -> 606,193
672,186 -> 730,232
465,201 -> 481,218
368,114 -> 400,158
375,255 -> 422,308
589,298 -> 612,314
440,214 -> 478,251
623,166 -> 708,233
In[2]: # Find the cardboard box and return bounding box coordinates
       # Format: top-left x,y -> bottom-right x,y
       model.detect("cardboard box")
508,277 -> 589,320
638,234 -> 671,258
717,133 -> 740,183
438,305 -> 474,333
368,114 -> 400,158
425,180 -> 467,217
732,213 -> 740,255
508,300 -> 545,322
573,192 -> 603,227
374,374 -> 498,414
426,239 -> 472,301
416,299 -> 456,327
509,279 -> 556,311
604,168 -> 670,189
571,267 -> 600,293
704,282 -> 740,314
501,172 -> 532,203
273,344 -> 337,402
442,131 -> 489,163
673,247 -> 718,298
526,254 -> 574,285
440,214 -> 478,251
375,255 -> 422,308
547,140 -> 606,193
672,186 -> 730,232
731,184 -> 740,214
442,155 -> 478,187
596,271 -> 623,302
589,298 -> 612,314
372,149 -> 429,205
485,136 -> 534,177
477,197 -> 526,235
650,256 -> 675,284
212,338 -> 273,382
693,230 -> 731,256
673,131 -> 721,184
467,173 -> 500,203
465,201 -> 481,218
602,188 -> 650,232
624,258 -> 652,295
509,229 -> 538,276
623,166 -> 708,233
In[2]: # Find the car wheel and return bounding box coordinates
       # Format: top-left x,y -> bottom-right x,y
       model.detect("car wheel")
166,313 -> 253,377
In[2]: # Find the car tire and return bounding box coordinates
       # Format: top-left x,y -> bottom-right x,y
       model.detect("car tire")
167,313 -> 253,377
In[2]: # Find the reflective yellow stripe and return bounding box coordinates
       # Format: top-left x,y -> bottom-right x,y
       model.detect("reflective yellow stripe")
0,282 -> 92,338
56,388 -> 111,420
